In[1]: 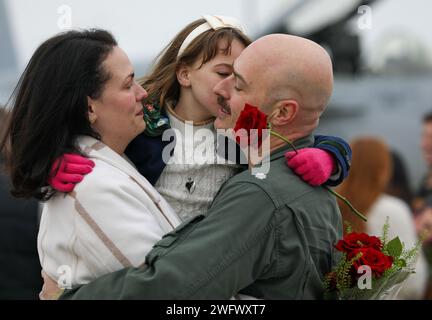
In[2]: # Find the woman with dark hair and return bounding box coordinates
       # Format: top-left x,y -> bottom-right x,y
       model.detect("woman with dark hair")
0,29 -> 181,298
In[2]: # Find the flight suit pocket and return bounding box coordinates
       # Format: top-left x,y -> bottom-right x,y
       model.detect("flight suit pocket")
158,214 -> 205,246
303,226 -> 333,273
146,214 -> 205,265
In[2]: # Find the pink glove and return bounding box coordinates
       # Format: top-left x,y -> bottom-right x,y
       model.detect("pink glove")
285,148 -> 336,186
48,153 -> 95,193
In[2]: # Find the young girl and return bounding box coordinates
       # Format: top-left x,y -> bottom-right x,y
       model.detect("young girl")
51,15 -> 351,222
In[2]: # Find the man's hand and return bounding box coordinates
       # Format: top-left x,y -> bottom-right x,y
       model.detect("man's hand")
285,148 -> 336,186
49,153 -> 95,192
39,271 -> 64,300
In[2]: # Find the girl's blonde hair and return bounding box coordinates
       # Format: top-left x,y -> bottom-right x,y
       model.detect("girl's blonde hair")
141,18 -> 251,108
336,137 -> 393,233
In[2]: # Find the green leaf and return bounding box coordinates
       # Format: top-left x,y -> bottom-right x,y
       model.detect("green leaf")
398,259 -> 407,268
386,237 -> 403,258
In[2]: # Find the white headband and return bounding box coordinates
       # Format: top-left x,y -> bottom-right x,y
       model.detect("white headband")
177,15 -> 247,58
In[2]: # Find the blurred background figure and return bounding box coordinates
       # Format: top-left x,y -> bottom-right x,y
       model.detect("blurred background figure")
0,107 -> 42,299
414,196 -> 432,300
414,112 -> 432,207
336,137 -> 428,299
386,150 -> 414,208
413,112 -> 432,299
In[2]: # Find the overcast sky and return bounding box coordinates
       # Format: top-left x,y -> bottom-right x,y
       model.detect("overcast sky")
4,0 -> 432,70
4,0 -> 286,69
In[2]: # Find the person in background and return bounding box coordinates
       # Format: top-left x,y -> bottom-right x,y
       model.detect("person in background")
0,107 -> 42,299
386,150 -> 413,208
336,137 -> 428,299
412,112 -> 432,299
414,112 -> 432,209
414,196 -> 432,299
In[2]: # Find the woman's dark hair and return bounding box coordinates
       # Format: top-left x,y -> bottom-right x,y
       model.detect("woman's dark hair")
0,29 -> 117,200
423,111 -> 432,124
0,106 -> 8,162
0,107 -> 7,142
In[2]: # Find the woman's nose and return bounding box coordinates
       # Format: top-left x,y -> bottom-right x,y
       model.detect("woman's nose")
136,82 -> 148,101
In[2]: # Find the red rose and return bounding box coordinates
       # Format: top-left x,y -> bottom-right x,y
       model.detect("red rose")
233,103 -> 268,148
349,247 -> 393,278
335,232 -> 383,254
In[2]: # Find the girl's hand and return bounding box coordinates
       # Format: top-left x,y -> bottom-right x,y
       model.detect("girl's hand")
285,148 -> 336,186
48,153 -> 95,192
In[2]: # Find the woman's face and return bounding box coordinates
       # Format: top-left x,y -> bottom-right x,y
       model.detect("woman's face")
88,46 -> 147,152
421,121 -> 432,166
186,38 -> 245,119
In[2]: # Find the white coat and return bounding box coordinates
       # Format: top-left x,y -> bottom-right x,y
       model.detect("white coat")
38,136 -> 182,288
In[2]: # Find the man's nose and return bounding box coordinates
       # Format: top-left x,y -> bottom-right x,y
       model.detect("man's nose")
213,76 -> 230,99
135,82 -> 148,101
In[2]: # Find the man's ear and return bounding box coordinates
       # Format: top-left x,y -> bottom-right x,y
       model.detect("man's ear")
176,64 -> 191,87
87,96 -> 97,124
269,100 -> 298,126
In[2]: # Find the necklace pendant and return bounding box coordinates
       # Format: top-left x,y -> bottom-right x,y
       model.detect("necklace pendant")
185,178 -> 196,194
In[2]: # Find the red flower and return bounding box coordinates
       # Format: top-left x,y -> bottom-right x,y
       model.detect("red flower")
335,232 -> 383,254
233,103 -> 268,148
349,247 -> 393,278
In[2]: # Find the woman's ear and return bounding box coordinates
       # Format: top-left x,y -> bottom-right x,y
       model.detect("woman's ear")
87,97 -> 97,124
269,100 -> 298,126
176,64 -> 191,87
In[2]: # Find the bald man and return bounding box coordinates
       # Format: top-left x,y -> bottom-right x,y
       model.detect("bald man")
60,34 -> 343,300
214,34 -> 333,136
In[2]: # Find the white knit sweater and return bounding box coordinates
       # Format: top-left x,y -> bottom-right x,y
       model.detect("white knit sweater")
155,107 -> 241,221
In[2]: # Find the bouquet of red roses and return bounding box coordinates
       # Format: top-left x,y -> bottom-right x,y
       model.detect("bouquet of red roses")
324,220 -> 421,300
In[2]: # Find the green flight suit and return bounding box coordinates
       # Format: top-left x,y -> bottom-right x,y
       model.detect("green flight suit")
61,135 -> 343,299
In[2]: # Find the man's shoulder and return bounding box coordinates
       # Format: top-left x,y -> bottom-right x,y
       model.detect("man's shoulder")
225,157 -> 328,207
